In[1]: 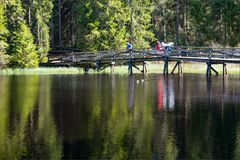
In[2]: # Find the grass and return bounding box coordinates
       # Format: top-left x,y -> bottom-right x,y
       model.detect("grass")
0,62 -> 240,75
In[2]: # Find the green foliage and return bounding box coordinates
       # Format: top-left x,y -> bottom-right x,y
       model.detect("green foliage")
6,1 -> 39,68
22,0 -> 53,62
87,0 -> 130,50
1,0 -> 240,69
68,0 -> 155,51
189,0 -> 240,46
0,3 -> 9,67
73,0 -> 129,51
127,0 -> 155,48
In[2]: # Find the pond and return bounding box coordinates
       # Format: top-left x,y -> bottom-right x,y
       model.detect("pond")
0,74 -> 240,159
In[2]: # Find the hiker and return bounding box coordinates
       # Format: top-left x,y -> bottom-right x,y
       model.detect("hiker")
155,40 -> 164,53
127,42 -> 133,51
161,42 -> 174,53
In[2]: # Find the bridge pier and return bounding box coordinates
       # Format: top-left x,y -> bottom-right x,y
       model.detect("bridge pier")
223,63 -> 227,76
84,66 -> 89,73
206,62 -> 218,77
110,62 -> 115,73
96,60 -> 101,71
128,59 -> 133,75
142,61 -> 147,73
163,59 -> 169,75
171,61 -> 183,75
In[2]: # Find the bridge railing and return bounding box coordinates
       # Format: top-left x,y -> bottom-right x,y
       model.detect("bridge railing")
169,46 -> 240,59
47,46 -> 240,64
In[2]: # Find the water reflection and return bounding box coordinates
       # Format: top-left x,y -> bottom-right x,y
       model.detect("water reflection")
0,76 -> 39,159
128,75 -> 134,109
157,76 -> 175,111
0,76 -> 63,159
0,74 -> 240,159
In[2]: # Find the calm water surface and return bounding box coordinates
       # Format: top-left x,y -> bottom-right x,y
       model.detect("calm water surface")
0,74 -> 240,159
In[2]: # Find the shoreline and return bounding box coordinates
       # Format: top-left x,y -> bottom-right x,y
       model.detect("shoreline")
0,63 -> 240,75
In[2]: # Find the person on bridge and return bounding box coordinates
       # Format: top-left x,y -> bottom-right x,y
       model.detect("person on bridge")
127,42 -> 133,51
161,42 -> 174,54
155,40 -> 164,54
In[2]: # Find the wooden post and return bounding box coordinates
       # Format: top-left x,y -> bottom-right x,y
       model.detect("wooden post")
128,59 -> 133,75
206,62 -> 218,76
84,66 -> 89,73
142,61 -> 147,73
163,60 -> 169,75
71,55 -> 75,62
96,60 -> 101,71
211,66 -> 218,76
171,61 -> 183,75
206,50 -> 212,77
110,62 -> 115,73
223,63 -> 227,76
178,61 -> 183,75
206,62 -> 211,77
171,61 -> 179,74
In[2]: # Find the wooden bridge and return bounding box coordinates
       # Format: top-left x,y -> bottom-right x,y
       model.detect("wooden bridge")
42,47 -> 240,76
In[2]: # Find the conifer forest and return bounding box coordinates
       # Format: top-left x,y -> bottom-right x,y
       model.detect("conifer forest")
1,0 -> 240,68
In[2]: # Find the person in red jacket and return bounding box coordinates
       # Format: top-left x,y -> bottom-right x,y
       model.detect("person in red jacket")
155,40 -> 164,54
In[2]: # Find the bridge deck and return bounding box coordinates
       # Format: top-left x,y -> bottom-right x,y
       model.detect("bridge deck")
42,47 -> 240,75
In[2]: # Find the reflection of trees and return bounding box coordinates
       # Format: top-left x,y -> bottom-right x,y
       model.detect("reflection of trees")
0,76 -> 10,158
234,116 -> 240,159
27,76 -> 63,159
0,76 -> 39,159
130,81 -> 153,159
0,76 -> 63,159
153,76 -> 179,159
153,108 -> 178,160
87,75 -> 155,159
101,75 -> 130,159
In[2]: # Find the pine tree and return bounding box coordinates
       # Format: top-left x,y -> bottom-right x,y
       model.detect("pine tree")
152,0 -> 176,43
0,3 -> 9,67
209,0 -> 240,46
85,0 -> 130,50
70,0 -> 95,50
127,0 -> 155,49
6,0 -> 39,68
23,0 -> 53,62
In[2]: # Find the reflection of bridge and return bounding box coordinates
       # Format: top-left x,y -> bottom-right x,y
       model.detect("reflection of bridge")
42,47 -> 240,76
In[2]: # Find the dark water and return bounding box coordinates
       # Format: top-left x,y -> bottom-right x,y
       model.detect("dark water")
0,74 -> 240,159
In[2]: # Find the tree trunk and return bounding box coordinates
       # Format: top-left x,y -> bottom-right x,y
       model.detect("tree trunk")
176,0 -> 180,46
163,7 -> 166,42
58,0 -> 62,46
184,0 -> 188,45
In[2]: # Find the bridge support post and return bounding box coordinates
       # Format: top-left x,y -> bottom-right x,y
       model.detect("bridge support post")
142,61 -> 147,74
223,63 -> 227,76
171,61 -> 182,75
206,62 -> 218,77
110,62 -> 115,73
128,59 -> 133,75
178,61 -> 183,75
163,59 -> 169,75
206,62 -> 211,77
211,66 -> 218,76
96,60 -> 101,71
84,66 -> 89,73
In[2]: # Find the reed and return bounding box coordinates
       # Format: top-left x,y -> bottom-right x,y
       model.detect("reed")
0,63 -> 240,75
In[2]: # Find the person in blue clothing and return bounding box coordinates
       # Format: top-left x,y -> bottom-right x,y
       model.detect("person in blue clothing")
127,42 -> 133,51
